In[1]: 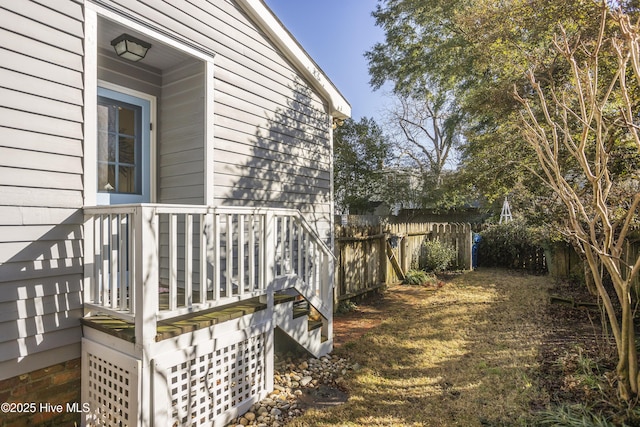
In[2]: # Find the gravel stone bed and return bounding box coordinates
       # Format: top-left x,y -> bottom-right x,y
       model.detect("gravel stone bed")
227,353 -> 359,427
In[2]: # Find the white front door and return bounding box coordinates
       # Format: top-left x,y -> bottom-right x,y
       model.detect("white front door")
96,86 -> 153,205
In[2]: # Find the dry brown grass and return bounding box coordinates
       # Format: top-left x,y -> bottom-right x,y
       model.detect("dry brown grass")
288,269 -> 554,426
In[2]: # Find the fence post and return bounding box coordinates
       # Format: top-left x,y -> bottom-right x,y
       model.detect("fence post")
380,226 -> 387,286
333,225 -> 340,310
464,223 -> 473,270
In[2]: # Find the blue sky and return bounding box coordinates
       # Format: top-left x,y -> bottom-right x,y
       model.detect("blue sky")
263,0 -> 390,122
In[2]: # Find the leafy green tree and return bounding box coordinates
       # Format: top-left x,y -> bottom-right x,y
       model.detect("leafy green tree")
367,0 -> 640,401
366,0 -> 611,205
333,117 -> 391,213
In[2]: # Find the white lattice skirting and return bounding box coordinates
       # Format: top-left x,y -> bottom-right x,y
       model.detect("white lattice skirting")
82,322 -> 272,426
83,340 -> 141,426
154,330 -> 267,426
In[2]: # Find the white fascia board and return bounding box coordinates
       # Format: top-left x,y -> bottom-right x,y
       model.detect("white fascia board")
236,0 -> 351,119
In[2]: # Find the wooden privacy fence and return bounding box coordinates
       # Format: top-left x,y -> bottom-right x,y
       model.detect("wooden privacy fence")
547,239 -> 640,290
335,221 -> 473,302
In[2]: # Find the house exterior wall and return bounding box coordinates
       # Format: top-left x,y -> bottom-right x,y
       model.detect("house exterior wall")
92,0 -> 333,238
211,1 -> 333,239
0,0 -> 85,380
159,59 -> 206,204
0,0 -> 336,384
98,50 -> 163,98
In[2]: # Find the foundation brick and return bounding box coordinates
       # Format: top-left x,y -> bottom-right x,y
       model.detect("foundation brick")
0,358 -> 81,427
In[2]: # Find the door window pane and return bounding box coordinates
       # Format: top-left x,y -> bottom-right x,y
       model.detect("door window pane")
118,166 -> 135,193
97,163 -> 112,192
97,97 -> 142,195
119,137 -> 135,164
118,107 -> 136,136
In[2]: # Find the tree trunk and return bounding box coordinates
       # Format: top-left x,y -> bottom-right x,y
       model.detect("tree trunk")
583,262 -> 598,296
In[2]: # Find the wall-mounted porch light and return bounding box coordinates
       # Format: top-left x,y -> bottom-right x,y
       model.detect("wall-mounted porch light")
111,33 -> 151,62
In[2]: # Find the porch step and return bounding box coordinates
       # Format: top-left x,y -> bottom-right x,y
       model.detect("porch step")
308,318 -> 322,331
274,292 -> 296,305
275,290 -> 310,316
81,297 -> 267,343
273,295 -> 330,356
293,301 -> 310,319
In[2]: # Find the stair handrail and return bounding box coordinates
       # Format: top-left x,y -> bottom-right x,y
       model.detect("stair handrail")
268,209 -> 334,320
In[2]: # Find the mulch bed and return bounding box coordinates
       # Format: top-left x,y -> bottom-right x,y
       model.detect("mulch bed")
333,289 -> 389,349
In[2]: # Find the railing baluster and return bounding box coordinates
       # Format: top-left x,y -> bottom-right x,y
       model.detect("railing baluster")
109,214 -> 119,309
238,215 -> 245,296
129,212 -> 135,314
101,215 -> 109,306
213,213 -> 221,301
264,211 -> 275,291
199,213 -> 208,304
185,214 -> 193,308
314,243 -> 320,296
226,214 -> 233,297
259,214 -> 266,291
287,216 -> 294,274
93,215 -> 100,304
118,214 -> 127,311
305,233 -> 311,288
297,221 -> 303,277
169,213 -> 177,311
248,214 -> 255,292
278,216 -> 285,276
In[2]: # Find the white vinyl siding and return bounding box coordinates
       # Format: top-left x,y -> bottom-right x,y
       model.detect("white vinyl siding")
0,0 -> 85,378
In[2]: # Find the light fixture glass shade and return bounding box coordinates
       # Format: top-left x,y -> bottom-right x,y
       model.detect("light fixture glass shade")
111,34 -> 151,62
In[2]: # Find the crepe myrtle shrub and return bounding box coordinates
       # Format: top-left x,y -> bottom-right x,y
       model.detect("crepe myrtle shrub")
422,239 -> 457,272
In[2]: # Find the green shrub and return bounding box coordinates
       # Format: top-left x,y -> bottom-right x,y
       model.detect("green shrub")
422,239 -> 457,272
478,219 -> 547,272
336,300 -> 358,314
403,269 -> 430,285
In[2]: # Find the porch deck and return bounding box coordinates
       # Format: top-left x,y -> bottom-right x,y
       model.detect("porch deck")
80,292 -> 320,342
81,297 -> 268,342
81,204 -> 333,426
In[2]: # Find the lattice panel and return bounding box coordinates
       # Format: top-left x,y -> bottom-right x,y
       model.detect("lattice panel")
83,340 -> 139,427
159,332 -> 266,426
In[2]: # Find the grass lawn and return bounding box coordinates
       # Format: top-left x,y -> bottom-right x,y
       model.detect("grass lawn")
288,269 -> 590,426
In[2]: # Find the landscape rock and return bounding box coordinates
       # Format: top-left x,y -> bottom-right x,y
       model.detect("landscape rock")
226,352 -> 355,426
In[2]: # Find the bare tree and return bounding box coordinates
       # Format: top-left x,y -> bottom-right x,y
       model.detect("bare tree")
388,90 -> 462,191
514,4 -> 640,400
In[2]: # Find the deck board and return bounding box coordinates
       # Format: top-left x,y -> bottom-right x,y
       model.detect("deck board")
81,297 -> 267,343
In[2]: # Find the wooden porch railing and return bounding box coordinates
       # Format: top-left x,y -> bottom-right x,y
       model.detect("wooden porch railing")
83,204 -> 333,344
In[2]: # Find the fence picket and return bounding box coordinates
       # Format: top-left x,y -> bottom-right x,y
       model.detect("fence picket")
335,219 -> 473,302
